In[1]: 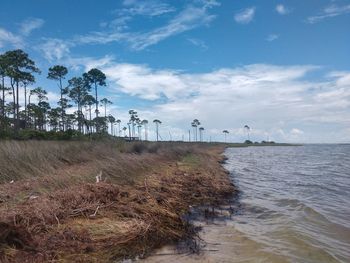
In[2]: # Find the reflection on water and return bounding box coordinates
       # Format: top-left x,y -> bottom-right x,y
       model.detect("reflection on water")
142,145 -> 350,263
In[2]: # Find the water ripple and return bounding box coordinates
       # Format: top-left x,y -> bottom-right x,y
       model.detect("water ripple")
224,144 -> 350,263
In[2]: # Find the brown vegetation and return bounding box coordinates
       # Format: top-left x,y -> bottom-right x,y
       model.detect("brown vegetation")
0,140 -> 235,262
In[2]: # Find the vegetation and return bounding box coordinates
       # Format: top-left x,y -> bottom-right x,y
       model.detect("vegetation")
0,140 -> 235,262
222,130 -> 229,142
0,49 -> 155,140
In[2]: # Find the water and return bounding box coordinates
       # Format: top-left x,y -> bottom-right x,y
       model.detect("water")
143,145 -> 350,263
222,144 -> 350,262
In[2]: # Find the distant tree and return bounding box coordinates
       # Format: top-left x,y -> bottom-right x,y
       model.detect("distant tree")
22,76 -> 35,127
108,114 -> 116,135
141,119 -> 148,140
82,94 -> 96,131
48,108 -> 60,131
0,54 -> 8,124
153,119 -> 162,142
128,109 -> 138,138
223,130 -> 229,143
3,49 -> 40,130
122,126 -> 127,136
31,87 -> 49,130
116,119 -> 121,136
68,77 -> 89,133
83,68 -> 106,119
191,119 -> 200,141
244,125 -> 250,141
199,127 -> 204,142
100,98 -> 112,118
47,65 -> 68,130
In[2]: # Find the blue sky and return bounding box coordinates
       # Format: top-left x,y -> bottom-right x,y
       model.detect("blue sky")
1,0 -> 349,142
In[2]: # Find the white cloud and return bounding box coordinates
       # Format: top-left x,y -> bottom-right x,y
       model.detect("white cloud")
130,5 -> 216,50
38,38 -> 72,62
187,38 -> 208,50
0,28 -> 23,48
120,0 -> 176,17
75,1 -> 218,50
266,34 -> 279,41
46,54 -> 350,143
307,4 -> 350,23
276,4 -> 290,15
234,7 -> 256,24
19,18 -> 44,36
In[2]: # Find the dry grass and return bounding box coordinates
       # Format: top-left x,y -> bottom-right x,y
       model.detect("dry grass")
0,140 -> 236,262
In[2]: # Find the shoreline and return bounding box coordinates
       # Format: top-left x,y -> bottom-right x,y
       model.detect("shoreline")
0,141 -> 237,262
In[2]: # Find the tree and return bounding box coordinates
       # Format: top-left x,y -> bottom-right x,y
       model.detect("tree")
191,119 -> 200,141
30,87 -> 49,130
3,50 -> 40,131
128,110 -> 138,138
0,54 -> 8,124
68,77 -> 89,133
116,119 -> 121,136
223,130 -> 229,143
100,98 -> 112,118
47,65 -> 68,131
199,127 -> 204,142
22,75 -> 35,127
82,94 -> 96,132
83,68 -> 106,119
122,126 -> 127,136
141,119 -> 148,141
153,119 -> 162,142
108,114 -> 116,135
48,108 -> 60,131
244,125 -> 250,141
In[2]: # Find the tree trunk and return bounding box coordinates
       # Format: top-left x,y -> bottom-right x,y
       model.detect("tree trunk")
16,82 -> 19,131
95,82 -> 98,118
59,77 -> 64,131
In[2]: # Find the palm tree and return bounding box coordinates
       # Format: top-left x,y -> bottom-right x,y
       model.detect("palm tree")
223,130 -> 229,143
153,119 -> 162,142
199,127 -> 204,142
244,125 -> 250,141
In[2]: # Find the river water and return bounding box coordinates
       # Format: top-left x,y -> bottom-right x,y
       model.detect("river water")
142,145 -> 350,263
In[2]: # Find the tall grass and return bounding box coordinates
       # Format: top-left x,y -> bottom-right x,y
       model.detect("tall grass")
0,140 -> 235,262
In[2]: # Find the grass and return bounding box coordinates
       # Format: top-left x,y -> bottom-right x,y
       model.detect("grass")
0,140 -> 236,262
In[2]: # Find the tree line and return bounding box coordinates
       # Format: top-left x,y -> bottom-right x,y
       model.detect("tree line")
0,49 -> 159,140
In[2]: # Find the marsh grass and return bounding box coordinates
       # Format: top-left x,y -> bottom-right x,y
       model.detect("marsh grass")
0,140 -> 235,262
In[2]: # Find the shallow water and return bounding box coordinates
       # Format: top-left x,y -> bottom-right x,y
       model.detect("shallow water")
142,145 -> 350,263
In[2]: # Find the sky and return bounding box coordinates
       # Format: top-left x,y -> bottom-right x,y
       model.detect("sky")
0,0 -> 349,143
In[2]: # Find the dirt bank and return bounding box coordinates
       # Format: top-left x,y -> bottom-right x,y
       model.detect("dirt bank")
0,141 -> 236,262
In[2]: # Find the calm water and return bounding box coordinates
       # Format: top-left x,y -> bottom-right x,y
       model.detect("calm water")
143,145 -> 350,263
